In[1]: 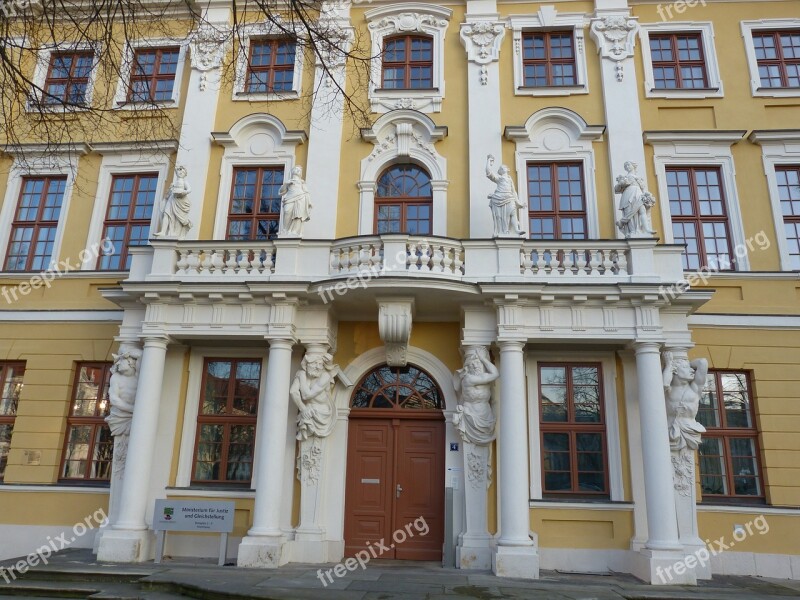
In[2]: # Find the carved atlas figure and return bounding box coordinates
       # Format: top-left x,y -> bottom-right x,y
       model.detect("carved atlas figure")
291,351 -> 340,440
662,351 -> 708,451
453,346 -> 499,445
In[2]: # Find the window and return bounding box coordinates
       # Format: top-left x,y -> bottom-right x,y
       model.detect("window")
776,165 -> 800,269
43,51 -> 93,105
381,35 -> 433,89
193,359 -> 261,484
351,364 -> 444,410
539,364 -> 607,497
4,176 -> 66,272
375,164 -> 432,235
753,30 -> 800,89
666,166 -> 733,271
226,167 -> 283,240
127,47 -> 180,103
0,362 -> 25,482
61,363 -> 113,482
521,31 -> 576,88
245,38 -> 296,93
649,33 -> 708,89
98,174 -> 158,270
527,163 -> 586,240
697,371 -> 763,501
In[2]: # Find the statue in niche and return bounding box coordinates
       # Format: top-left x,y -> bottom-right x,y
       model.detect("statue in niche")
279,166 -> 312,237
486,155 -> 525,237
615,161 -> 656,238
662,351 -> 708,451
106,347 -> 142,437
453,346 -> 499,446
291,351 -> 339,440
155,165 -> 192,239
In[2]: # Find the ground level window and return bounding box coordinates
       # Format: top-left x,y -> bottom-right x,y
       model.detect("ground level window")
0,362 -> 25,481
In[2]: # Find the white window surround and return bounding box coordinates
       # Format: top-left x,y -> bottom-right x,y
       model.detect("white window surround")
504,107 -> 605,238
0,145 -> 86,272
365,3 -> 452,113
508,7 -> 589,97
27,43 -> 101,112
748,130 -> 800,271
525,351 -> 624,502
644,130 -> 750,271
232,22 -> 304,102
359,109 -> 448,236
175,347 -> 270,488
81,141 -> 177,271
639,21 -> 723,99
741,19 -> 800,98
112,39 -> 188,110
210,113 -> 307,239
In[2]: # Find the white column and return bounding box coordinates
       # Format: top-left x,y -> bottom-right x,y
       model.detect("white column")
493,340 -> 538,579
238,338 -> 294,567
97,336 -> 169,562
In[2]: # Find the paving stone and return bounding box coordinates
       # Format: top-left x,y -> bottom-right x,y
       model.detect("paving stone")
347,578 -> 446,594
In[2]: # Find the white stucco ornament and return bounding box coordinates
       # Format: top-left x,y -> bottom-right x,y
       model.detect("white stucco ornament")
460,20 -> 505,84
453,346 -> 498,446
189,21 -> 230,90
614,161 -> 656,238
106,346 -> 142,437
290,351 -> 340,441
155,165 -> 192,240
279,166 -> 312,237
590,14 -> 638,81
486,155 -> 525,237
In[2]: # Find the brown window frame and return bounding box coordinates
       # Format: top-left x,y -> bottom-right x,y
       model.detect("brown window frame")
698,370 -> 765,503
192,358 -> 261,486
245,38 -> 296,94
526,162 -> 587,240
776,165 -> 800,270
42,50 -> 94,105
374,164 -> 433,235
538,363 -> 609,498
521,30 -> 577,88
59,362 -> 113,484
380,34 -> 435,90
226,166 -> 283,241
0,361 -> 25,482
126,46 -> 181,103
649,32 -> 710,89
753,30 -> 800,89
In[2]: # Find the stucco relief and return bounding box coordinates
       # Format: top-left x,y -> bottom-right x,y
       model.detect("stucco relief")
189,21 -> 229,90
460,20 -> 504,84
590,14 -> 638,81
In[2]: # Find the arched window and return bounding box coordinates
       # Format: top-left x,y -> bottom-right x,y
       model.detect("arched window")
375,164 -> 432,234
351,364 -> 443,410
381,35 -> 433,89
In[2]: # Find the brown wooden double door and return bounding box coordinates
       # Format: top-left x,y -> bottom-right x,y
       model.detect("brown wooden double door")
344,416 -> 445,560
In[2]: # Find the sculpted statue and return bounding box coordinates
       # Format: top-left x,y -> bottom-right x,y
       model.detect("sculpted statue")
106,347 -> 142,437
615,161 -> 656,238
663,352 -> 708,451
486,155 -> 525,237
453,346 -> 499,445
279,166 -> 311,237
155,165 -> 192,239
291,351 -> 339,440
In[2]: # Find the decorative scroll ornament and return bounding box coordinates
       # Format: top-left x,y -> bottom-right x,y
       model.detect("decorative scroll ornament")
672,452 -> 694,497
378,299 -> 413,367
590,14 -> 638,81
614,161 -> 656,238
460,20 -> 505,84
467,449 -> 492,489
297,437 -> 323,486
189,21 -> 230,89
369,13 -> 447,33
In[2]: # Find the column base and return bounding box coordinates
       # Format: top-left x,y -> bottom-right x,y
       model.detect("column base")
285,539 -> 343,563
492,545 -> 539,579
96,529 -> 151,563
457,533 -> 493,570
237,535 -> 289,568
682,539 -> 713,580
631,548 -> 697,585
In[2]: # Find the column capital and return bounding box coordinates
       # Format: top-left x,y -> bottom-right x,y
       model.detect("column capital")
139,334 -> 170,350
631,340 -> 661,355
496,339 -> 525,352
266,338 -> 295,352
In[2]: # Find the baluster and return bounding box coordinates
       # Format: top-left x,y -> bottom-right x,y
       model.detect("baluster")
575,249 -> 588,276
329,248 -> 341,274
370,244 -> 382,271
616,250 -> 629,276
442,246 -> 454,274
186,250 -> 200,275
588,250 -> 601,276
562,249 -> 574,277
602,249 -> 614,275
237,248 -> 251,273
176,249 -> 189,275
535,249 -> 546,275
420,242 -> 432,272
263,248 -> 275,272
251,248 -> 264,274
454,249 -> 464,275
521,249 -> 533,275
432,245 -> 444,273
406,242 -> 418,271
224,249 -> 238,275
359,245 -> 371,270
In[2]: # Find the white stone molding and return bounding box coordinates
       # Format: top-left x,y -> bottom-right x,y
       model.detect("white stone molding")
188,20 -> 232,93
365,3 -> 452,113
748,130 -> 800,271
644,130 -> 750,270
359,109 -> 448,235
211,114 -> 307,240
377,297 -> 414,367
638,22 -> 723,99
27,42 -> 101,111
508,8 -> 589,96
460,19 -> 505,86
505,107 -> 605,238
590,13 -> 638,82
232,20 -> 304,101
112,38 -> 188,109
741,19 -> 800,98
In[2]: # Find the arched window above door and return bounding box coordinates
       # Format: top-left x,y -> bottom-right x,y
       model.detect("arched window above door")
351,364 -> 443,410
375,164 -> 432,235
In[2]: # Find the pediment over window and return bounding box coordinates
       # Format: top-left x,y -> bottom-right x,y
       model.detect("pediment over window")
505,107 -> 604,152
211,113 -> 307,158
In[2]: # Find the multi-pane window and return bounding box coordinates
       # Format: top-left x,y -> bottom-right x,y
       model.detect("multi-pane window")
752,30 -> 800,88
777,166 -> 800,269
698,371 -> 763,501
4,176 -> 66,272
649,33 -> 708,89
0,363 -> 25,482
521,31 -> 576,87
43,51 -> 93,105
61,363 -> 113,482
666,166 -> 733,271
375,164 -> 432,235
226,167 -> 283,240
527,163 -> 586,239
193,359 -> 261,484
127,47 -> 180,103
246,38 -> 296,93
539,364 -> 608,497
98,174 -> 158,270
381,35 -> 433,89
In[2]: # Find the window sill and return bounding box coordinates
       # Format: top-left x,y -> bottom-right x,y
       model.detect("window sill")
25,102 -> 90,115
233,90 -> 300,102
515,85 -> 588,97
753,87 -> 800,98
167,486 -> 255,499
114,100 -> 178,111
646,87 -> 723,99
374,87 -> 440,93
0,483 -> 110,493
530,499 -> 631,510
56,480 -> 111,488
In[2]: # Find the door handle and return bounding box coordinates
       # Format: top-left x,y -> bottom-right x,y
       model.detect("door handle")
396,483 -> 403,498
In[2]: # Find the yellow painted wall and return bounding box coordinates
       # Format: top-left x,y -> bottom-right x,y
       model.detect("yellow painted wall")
0,491 -> 108,526
533,508 -> 634,550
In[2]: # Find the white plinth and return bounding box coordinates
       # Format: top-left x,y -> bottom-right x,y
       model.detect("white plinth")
96,528 -> 151,563
632,548 -> 697,585
236,536 -> 289,568
457,538 -> 493,570
492,545 -> 539,579
285,539 -> 342,563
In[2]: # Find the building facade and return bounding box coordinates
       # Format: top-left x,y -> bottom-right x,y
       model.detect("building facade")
1,0 -> 799,585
